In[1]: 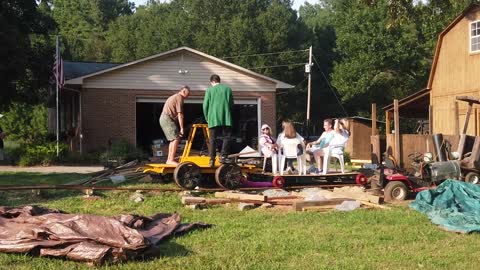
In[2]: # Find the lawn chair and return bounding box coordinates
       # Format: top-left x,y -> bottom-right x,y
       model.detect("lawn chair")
279,137 -> 306,175
322,141 -> 347,175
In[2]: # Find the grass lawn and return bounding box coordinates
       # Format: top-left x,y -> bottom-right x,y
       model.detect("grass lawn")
0,172 -> 479,269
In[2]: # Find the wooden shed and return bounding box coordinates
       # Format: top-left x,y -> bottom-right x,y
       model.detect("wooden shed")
429,3 -> 480,136
380,4 -> 480,166
345,117 -> 384,161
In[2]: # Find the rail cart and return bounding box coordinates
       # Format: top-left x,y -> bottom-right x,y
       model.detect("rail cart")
143,124 -> 368,190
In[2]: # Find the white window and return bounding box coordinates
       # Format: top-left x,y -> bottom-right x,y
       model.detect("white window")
471,20 -> 480,52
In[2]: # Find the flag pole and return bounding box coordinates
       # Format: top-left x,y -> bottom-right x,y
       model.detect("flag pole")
56,36 -> 59,157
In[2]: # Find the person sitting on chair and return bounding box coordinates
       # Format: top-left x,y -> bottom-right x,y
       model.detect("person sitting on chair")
321,118 -> 350,174
259,123 -> 278,173
329,119 -> 350,154
277,120 -> 304,174
306,118 -> 334,174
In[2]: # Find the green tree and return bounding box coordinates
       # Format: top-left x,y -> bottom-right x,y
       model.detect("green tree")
0,0 -> 56,109
327,0 -> 427,114
52,0 -> 134,61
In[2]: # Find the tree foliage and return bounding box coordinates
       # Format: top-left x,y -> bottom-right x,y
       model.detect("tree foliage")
0,0 -> 56,109
2,0 -> 480,126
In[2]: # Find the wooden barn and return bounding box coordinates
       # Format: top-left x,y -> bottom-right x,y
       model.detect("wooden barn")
380,3 -> 480,166
428,3 -> 480,136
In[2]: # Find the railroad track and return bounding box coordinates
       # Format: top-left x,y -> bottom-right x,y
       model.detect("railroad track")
0,183 -> 360,192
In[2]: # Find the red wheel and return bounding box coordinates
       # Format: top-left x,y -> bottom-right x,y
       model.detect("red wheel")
356,173 -> 368,185
272,176 -> 285,188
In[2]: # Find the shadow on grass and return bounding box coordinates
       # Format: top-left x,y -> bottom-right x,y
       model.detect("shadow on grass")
0,172 -> 88,186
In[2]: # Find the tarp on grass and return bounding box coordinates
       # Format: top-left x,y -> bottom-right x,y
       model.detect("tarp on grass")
410,179 -> 480,233
0,205 -> 211,264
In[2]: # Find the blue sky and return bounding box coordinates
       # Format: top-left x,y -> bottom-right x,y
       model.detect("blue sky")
131,0 -> 320,10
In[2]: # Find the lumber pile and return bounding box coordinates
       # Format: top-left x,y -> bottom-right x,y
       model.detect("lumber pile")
66,160 -> 145,186
180,187 -> 388,212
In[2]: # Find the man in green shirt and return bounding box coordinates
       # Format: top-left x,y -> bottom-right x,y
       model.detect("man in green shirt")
203,74 -> 234,167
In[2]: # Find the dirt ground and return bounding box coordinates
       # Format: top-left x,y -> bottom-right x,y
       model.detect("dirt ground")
0,166 -> 105,174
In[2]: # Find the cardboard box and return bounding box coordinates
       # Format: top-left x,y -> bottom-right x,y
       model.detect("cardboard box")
152,145 -> 169,157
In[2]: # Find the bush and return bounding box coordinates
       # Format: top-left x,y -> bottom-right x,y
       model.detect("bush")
18,142 -> 68,166
99,138 -> 147,167
2,102 -> 49,145
3,140 -> 24,165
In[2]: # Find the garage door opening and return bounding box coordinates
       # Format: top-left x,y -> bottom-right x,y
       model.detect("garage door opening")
136,100 -> 259,156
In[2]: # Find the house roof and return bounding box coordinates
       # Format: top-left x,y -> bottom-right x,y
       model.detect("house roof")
427,3 -> 480,88
64,61 -> 120,80
383,88 -> 430,118
66,46 -> 294,89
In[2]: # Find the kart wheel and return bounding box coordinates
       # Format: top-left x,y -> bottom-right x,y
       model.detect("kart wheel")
355,174 -> 368,185
465,172 -> 480,184
173,162 -> 201,190
384,181 -> 409,201
272,176 -> 285,188
215,164 -> 244,189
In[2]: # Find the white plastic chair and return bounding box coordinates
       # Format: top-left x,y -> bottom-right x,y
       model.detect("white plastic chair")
322,143 -> 346,175
279,138 -> 306,175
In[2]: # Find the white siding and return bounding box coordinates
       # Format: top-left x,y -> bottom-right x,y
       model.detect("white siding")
83,52 -> 277,92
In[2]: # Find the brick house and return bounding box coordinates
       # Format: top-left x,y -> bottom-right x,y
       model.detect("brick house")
61,47 -> 292,153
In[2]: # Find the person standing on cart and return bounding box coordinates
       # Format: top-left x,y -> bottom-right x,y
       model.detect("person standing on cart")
203,74 -> 234,167
159,86 -> 190,165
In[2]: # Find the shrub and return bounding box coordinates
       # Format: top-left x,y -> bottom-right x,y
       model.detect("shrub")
3,140 -> 24,165
18,142 -> 68,166
2,102 -> 49,145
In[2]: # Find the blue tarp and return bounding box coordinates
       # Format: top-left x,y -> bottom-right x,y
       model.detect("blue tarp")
410,179 -> 480,233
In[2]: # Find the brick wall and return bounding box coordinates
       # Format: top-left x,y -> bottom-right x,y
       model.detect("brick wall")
81,88 -> 276,151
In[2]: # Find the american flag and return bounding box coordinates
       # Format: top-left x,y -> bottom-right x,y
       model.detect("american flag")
53,51 -> 64,88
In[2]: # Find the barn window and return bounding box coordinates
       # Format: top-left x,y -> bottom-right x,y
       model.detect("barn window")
471,20 -> 480,52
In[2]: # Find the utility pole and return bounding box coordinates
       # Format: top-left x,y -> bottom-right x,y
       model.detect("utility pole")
55,35 -> 60,157
306,46 -> 313,124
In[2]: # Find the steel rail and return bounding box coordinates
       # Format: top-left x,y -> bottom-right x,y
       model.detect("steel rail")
0,183 -> 360,192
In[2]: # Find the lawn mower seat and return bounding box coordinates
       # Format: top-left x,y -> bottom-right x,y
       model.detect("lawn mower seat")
383,152 -> 403,173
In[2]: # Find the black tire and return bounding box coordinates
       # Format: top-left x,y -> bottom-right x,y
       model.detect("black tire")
147,173 -> 172,183
215,164 -> 244,189
384,181 -> 409,201
465,172 -> 480,184
173,162 -> 201,189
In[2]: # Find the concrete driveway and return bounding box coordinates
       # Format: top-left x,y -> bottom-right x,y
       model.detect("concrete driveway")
0,166 -> 105,174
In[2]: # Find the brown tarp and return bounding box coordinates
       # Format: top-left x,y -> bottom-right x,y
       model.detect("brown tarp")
0,205 -> 211,264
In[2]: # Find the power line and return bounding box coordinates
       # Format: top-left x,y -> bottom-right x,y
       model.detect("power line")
247,62 -> 305,70
223,49 -> 309,59
312,54 -> 348,117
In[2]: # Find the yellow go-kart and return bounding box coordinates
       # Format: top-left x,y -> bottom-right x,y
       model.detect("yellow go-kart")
143,124 -> 261,189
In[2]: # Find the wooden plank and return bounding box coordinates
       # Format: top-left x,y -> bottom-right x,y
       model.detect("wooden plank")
182,197 -> 232,205
332,187 -> 382,204
215,192 -> 266,202
371,135 -> 381,164
301,205 -> 336,212
372,103 -> 377,135
429,105 -> 434,135
292,198 -> 352,211
394,99 -> 401,166
358,200 -> 391,210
